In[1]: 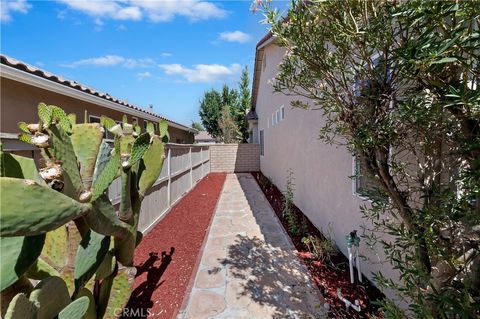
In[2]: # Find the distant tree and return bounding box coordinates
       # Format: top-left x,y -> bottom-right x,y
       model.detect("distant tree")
218,105 -> 240,143
191,121 -> 204,131
221,84 -> 239,111
236,66 -> 251,142
199,89 -> 223,138
199,85 -> 240,140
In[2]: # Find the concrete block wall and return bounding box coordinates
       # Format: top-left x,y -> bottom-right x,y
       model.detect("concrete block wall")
210,144 -> 260,172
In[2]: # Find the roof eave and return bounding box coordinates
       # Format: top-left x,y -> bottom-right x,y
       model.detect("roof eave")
0,63 -> 196,133
251,34 -> 276,111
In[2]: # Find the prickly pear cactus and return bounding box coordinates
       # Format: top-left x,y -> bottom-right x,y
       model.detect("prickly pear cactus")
0,103 -> 169,318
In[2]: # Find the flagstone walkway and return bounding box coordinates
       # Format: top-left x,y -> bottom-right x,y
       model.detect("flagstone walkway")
177,173 -> 326,319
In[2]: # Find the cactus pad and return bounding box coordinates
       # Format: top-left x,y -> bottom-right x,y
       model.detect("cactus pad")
41,226 -> 68,270
87,195 -> 130,238
102,266 -> 136,319
0,151 -> 44,184
0,234 -> 45,291
128,133 -> 151,167
4,293 -> 37,319
0,177 -> 91,236
47,125 -> 84,197
58,296 -> 90,319
138,136 -> 165,197
29,276 -> 71,319
91,152 -> 120,202
74,289 -> 97,319
146,122 -> 154,135
92,141 -> 111,185
25,258 -> 60,280
71,123 -> 104,189
74,230 -> 110,291
95,250 -> 116,280
37,103 -> 53,128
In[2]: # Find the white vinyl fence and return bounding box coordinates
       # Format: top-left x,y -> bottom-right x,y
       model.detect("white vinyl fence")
108,144 -> 211,233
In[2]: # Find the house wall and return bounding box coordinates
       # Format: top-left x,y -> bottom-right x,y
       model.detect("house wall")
210,144 -> 260,173
0,78 -> 194,144
255,43 -> 399,297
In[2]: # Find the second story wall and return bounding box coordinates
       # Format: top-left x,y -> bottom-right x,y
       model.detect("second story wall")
255,42 -> 399,298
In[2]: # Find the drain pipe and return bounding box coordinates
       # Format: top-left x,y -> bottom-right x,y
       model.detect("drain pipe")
337,288 -> 361,312
346,230 -> 362,284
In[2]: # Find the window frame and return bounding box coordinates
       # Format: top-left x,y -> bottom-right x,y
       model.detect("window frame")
352,155 -> 375,200
280,105 -> 285,120
259,129 -> 265,156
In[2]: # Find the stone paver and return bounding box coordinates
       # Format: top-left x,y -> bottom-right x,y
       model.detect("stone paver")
178,174 -> 326,319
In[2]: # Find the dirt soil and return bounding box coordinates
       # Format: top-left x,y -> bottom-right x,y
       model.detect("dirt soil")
123,173 -> 226,319
252,172 -> 385,319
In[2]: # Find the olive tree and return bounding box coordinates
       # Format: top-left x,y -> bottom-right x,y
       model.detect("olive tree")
255,0 -> 479,317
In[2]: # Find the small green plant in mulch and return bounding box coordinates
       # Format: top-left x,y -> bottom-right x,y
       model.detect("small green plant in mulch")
283,169 -> 302,237
302,225 -> 338,264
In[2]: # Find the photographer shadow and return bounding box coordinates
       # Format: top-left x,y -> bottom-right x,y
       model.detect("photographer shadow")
123,247 -> 175,318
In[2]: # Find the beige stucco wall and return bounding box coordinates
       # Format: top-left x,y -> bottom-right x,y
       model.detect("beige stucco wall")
0,78 -> 194,145
210,144 -> 260,173
255,43 -> 399,297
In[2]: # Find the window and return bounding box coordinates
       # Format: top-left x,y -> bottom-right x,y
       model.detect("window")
354,55 -> 391,99
259,130 -> 264,156
276,110 -> 280,123
262,53 -> 267,71
89,115 -> 108,139
143,121 -> 148,130
353,155 -> 377,197
272,113 -> 275,126
281,105 -> 285,120
153,122 -> 158,134
132,117 -> 138,126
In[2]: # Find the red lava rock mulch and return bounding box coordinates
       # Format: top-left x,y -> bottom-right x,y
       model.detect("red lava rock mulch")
252,172 -> 385,319
123,173 -> 226,319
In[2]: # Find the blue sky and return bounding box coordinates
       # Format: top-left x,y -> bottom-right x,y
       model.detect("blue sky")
1,0 -> 287,126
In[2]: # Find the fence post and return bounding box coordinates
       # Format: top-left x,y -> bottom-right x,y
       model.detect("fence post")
201,147 -> 204,178
189,146 -> 193,189
167,146 -> 171,205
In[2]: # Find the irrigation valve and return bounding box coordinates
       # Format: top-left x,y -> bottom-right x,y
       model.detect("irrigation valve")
346,230 -> 362,284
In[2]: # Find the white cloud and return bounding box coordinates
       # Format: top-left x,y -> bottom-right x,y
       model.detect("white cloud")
159,63 -> 241,83
62,55 -> 155,68
132,0 -> 226,22
57,0 -> 120,17
219,31 -> 251,43
161,52 -> 172,57
116,6 -> 142,20
137,71 -> 151,80
57,0 -> 226,23
1,0 -> 31,22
